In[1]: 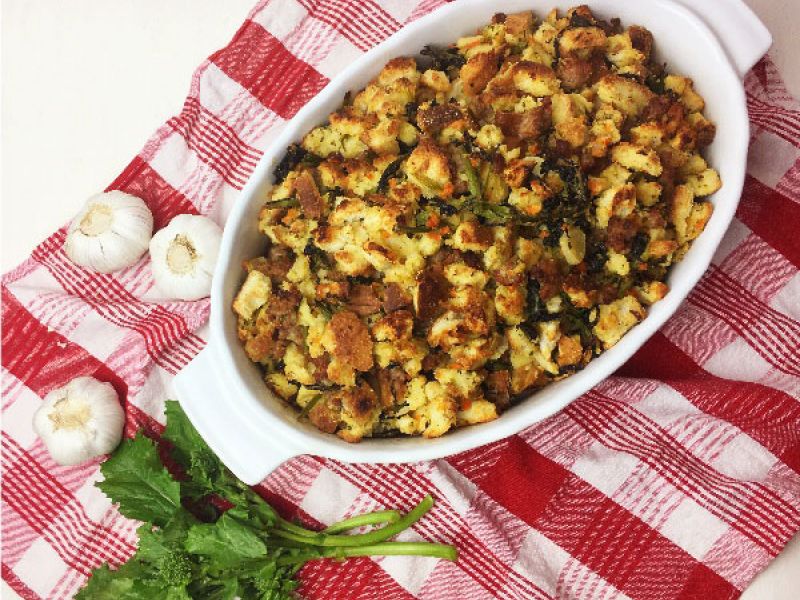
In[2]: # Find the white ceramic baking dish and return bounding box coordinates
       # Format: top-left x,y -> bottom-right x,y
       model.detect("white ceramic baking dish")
174,0 -> 770,485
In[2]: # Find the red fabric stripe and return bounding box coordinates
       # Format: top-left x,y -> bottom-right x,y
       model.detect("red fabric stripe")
738,176 -> 800,267
2,439 -> 135,573
452,439 -> 738,600
176,96 -> 261,167
1,287 -> 129,400
295,0 -> 400,51
689,271 -> 800,376
620,333 -> 800,474
210,20 -> 329,119
31,234 -> 204,372
449,437 -> 569,525
2,563 -> 40,600
569,393 -> 800,553
125,403 -> 165,439
107,156 -> 200,230
29,248 -> 185,373
747,96 -> 800,132
749,116 -> 799,148
2,285 -> 171,452
167,96 -> 263,189
675,563 -> 738,600
298,557 -> 416,600
747,95 -> 800,147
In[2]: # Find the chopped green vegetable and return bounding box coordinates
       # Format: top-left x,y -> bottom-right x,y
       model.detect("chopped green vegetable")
303,241 -> 331,271
264,198 -> 300,209
457,151 -> 482,201
78,402 -> 457,599
399,225 -> 433,234
559,294 -> 594,344
525,279 -> 549,324
467,201 -> 514,225
273,143 -> 307,183
419,45 -> 465,76
376,154 -> 408,194
297,394 -> 323,421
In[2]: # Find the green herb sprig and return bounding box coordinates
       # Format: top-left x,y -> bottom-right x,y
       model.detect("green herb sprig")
77,401 -> 457,599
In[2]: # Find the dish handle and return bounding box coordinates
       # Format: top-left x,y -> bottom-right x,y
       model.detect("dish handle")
173,347 -> 298,485
669,0 -> 772,78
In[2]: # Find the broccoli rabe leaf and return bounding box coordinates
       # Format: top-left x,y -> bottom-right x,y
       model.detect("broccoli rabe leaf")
163,401 -> 280,530
163,400 -> 209,467
75,565 -> 136,599
185,510 -> 268,568
97,433 -> 181,527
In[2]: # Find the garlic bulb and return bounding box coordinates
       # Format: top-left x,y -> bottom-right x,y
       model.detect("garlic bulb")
149,214 -> 222,301
33,377 -> 125,466
64,191 -> 154,273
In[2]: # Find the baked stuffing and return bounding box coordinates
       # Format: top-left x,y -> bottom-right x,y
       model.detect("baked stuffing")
234,5 -> 721,442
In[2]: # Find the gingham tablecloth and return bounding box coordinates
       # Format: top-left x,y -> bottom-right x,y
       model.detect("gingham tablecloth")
3,1 -> 800,598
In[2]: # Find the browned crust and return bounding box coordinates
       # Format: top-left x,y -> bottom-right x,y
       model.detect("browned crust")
308,396 -> 340,433
377,309 -> 414,340
513,61 -> 556,81
316,280 -> 350,300
242,290 -> 302,362
607,215 -> 641,253
503,11 -> 534,35
461,52 -> 500,97
628,25 -> 654,59
309,353 -> 331,384
327,310 -> 374,371
558,57 -> 593,92
533,258 -> 562,301
459,221 -> 494,248
417,103 -> 465,135
294,170 -> 324,219
557,335 -> 583,368
495,99 -> 552,140
341,381 -> 379,421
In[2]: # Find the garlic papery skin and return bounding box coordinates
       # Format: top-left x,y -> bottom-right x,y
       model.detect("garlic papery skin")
149,214 -> 223,301
33,377 -> 125,466
64,191 -> 154,273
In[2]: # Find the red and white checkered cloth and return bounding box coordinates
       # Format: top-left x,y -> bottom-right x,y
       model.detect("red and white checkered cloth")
3,1 -> 799,598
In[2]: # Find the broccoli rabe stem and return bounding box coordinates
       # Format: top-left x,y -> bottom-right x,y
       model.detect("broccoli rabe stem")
275,509 -> 401,538
322,510 -> 401,534
278,541 -> 459,565
271,495 -> 435,548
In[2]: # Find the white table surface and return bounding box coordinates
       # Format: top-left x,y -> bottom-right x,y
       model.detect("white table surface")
1,1 -> 798,598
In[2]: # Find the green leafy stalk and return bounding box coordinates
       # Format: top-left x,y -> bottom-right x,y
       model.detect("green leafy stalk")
264,198 -> 300,209
322,510 -> 401,534
270,495 -> 434,547
457,150 -> 482,201
78,401 -> 458,599
277,541 -> 459,565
